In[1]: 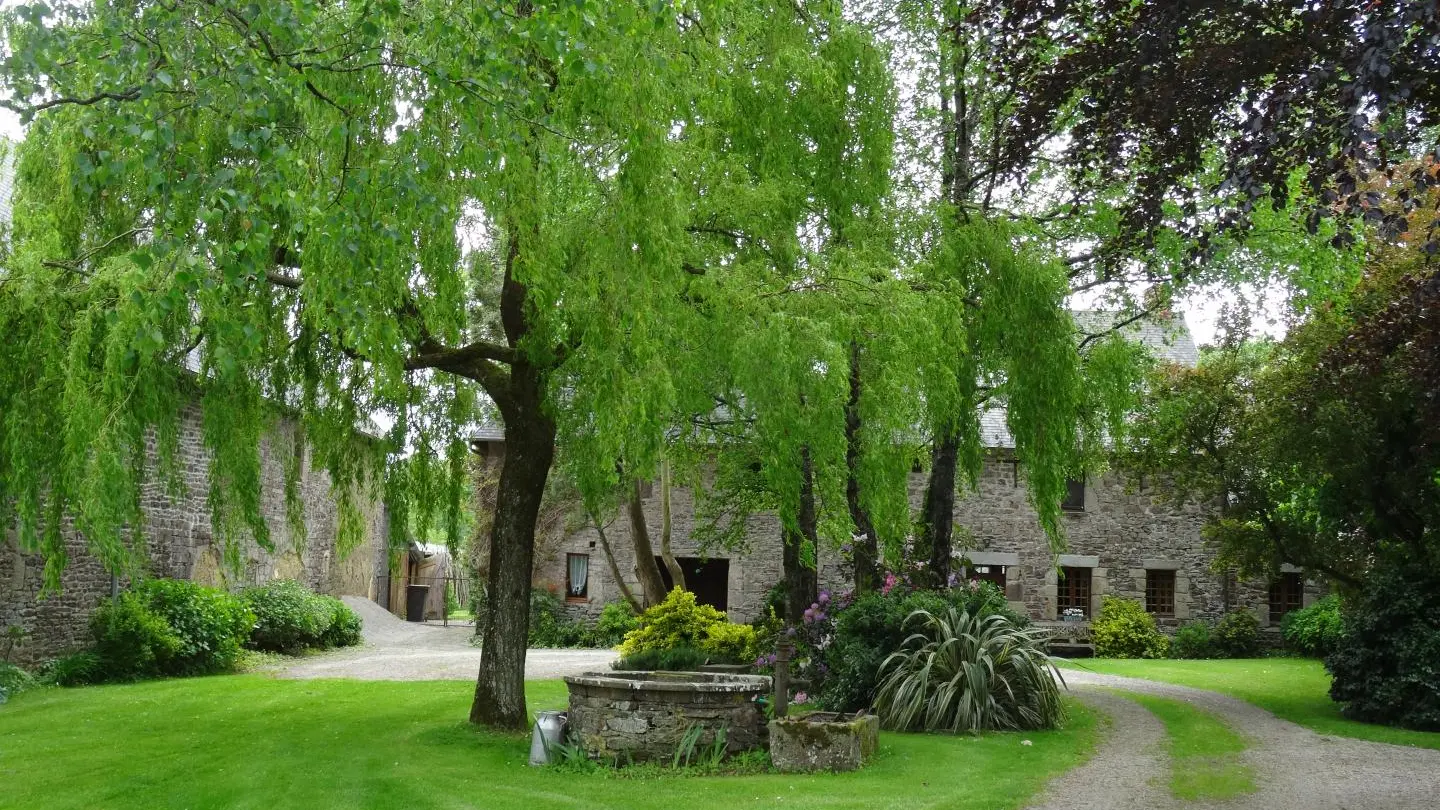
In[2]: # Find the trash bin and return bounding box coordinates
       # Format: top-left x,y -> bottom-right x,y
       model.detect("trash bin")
405,584 -> 430,622
529,711 -> 568,766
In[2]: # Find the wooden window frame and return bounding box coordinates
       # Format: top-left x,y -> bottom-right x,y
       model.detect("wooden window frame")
1269,572 -> 1304,624
1061,478 -> 1086,512
1056,566 -> 1093,618
565,553 -> 590,602
1145,569 -> 1176,617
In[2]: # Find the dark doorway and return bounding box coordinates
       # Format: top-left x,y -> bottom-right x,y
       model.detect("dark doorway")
656,557 -> 730,612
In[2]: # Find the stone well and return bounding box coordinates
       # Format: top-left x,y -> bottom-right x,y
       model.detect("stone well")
563,671 -> 772,763
768,711 -> 880,773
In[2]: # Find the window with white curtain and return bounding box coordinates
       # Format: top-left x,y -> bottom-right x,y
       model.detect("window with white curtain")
566,553 -> 590,600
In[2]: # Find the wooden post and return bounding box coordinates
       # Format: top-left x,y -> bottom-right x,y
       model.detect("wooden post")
774,637 -> 794,718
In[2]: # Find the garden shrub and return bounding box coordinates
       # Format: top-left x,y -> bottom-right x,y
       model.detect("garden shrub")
700,621 -> 758,664
243,581 -> 328,651
318,596 -> 364,648
817,581 -> 1022,712
526,593 -> 646,649
1281,595 -> 1342,658
0,662 -> 36,702
1169,620 -> 1214,659
42,651 -> 102,687
91,590 -> 183,679
611,645 -> 709,671
136,579 -> 255,675
1091,596 -> 1169,659
875,608 -> 1064,732
591,601 -> 639,648
1327,564 -> 1440,730
528,589 -> 590,648
618,588 -> 727,657
243,580 -> 361,652
1211,609 -> 1261,658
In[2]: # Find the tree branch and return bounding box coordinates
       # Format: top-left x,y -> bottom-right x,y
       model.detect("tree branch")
404,339 -> 518,371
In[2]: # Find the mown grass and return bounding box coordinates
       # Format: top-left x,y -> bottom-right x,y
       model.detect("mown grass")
1115,690 -> 1256,801
1060,657 -> 1440,750
0,676 -> 1100,810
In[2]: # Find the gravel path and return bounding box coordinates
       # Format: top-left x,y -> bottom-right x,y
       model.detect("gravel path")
1025,670 -> 1440,810
1026,689 -> 1178,810
277,596 -> 617,681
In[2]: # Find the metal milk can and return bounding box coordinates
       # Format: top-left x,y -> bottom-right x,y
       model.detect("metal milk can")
529,710 -> 568,766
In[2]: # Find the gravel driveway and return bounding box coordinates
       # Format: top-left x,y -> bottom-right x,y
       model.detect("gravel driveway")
277,596 -> 617,681
1026,669 -> 1440,810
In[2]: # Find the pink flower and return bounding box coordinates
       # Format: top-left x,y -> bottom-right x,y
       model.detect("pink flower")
793,691 -> 809,704
882,573 -> 898,595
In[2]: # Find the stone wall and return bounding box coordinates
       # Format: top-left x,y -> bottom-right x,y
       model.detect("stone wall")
565,671 -> 771,763
0,404 -> 388,666
534,451 -> 1322,628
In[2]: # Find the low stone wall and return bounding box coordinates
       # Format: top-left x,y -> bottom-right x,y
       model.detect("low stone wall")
564,671 -> 771,763
769,711 -> 880,773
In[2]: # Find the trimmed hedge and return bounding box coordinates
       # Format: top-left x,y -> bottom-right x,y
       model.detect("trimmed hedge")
89,580 -> 254,681
242,581 -> 363,653
91,591 -> 183,680
139,579 -> 255,675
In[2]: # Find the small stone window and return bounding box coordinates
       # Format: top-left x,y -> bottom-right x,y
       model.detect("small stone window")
566,553 -> 590,601
1146,569 -> 1176,617
971,564 -> 1007,590
1056,566 -> 1092,618
1269,572 -> 1303,624
1061,478 -> 1086,512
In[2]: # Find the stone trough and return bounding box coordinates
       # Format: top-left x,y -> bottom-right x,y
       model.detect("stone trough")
563,670 -> 771,763
768,710 -> 880,773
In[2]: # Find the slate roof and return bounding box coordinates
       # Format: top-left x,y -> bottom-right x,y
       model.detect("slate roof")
1070,309 -> 1199,367
467,312 -> 1199,450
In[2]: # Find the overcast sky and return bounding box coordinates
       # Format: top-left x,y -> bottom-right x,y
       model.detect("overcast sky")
1,103 -> 1285,348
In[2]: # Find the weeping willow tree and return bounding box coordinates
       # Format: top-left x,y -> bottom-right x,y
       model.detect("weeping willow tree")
0,0 -> 895,729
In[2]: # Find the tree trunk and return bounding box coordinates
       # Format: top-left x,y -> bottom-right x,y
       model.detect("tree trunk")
658,458 -> 686,591
845,340 -> 880,594
921,433 -> 958,589
590,513 -> 643,613
469,361 -> 555,730
782,449 -> 820,625
627,478 -> 670,606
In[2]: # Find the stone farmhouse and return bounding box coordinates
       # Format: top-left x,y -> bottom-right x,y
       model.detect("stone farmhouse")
494,313 -> 1323,636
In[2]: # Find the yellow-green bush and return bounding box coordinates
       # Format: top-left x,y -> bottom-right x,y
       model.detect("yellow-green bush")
1092,596 -> 1170,659
700,621 -> 759,664
618,588 -> 727,657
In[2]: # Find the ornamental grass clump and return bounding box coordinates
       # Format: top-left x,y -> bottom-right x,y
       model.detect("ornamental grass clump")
874,608 -> 1065,733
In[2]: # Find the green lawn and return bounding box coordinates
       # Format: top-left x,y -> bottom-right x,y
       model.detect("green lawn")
1060,658 -> 1440,750
0,676 -> 1100,810
1115,691 -> 1255,801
